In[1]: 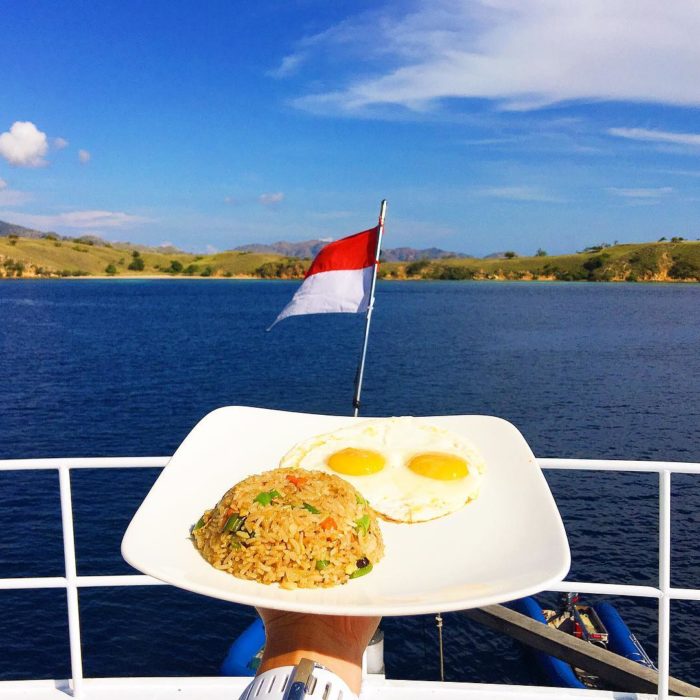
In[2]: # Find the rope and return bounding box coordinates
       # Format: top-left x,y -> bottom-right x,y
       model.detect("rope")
435,613 -> 445,681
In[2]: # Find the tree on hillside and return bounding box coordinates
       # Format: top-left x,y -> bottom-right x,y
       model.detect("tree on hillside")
105,263 -> 117,275
583,253 -> 612,280
128,250 -> 145,271
535,248 -> 548,257
669,259 -> 700,280
406,259 -> 431,276
255,260 -> 306,278
430,265 -> 476,280
504,251 -> 518,259
169,260 -> 183,273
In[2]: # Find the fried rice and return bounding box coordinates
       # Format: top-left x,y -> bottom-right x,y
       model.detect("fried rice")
191,467 -> 384,588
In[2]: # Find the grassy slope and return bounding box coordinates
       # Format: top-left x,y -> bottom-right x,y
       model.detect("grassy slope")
0,238 -> 286,277
1,237 -> 699,281
380,241 -> 700,281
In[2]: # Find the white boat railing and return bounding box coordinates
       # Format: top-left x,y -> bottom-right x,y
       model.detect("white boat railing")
1,456 -> 700,700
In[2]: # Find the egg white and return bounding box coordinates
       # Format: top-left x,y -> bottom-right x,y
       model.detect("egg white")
278,417 -> 485,523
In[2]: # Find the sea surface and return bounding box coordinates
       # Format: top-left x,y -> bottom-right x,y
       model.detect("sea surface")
1,279 -> 699,687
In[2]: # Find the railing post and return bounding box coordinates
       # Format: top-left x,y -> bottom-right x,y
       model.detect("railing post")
59,465 -> 85,698
658,469 -> 671,700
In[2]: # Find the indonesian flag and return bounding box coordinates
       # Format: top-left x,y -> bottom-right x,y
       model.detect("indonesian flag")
268,226 -> 380,329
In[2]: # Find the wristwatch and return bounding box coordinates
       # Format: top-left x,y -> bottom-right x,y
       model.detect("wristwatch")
238,658 -> 359,700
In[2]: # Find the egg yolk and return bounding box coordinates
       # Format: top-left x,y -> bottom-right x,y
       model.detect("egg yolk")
326,448 -> 386,475
408,452 -> 468,480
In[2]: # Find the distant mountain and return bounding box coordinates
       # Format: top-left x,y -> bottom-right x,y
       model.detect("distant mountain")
0,220 -> 183,254
0,220 -> 114,246
383,246 -> 470,262
235,239 -> 470,262
0,220 -> 51,239
234,240 -> 330,259
109,240 -> 185,254
2,220 -> 466,260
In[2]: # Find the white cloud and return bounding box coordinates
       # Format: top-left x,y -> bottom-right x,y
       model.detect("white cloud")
0,121 -> 49,167
205,244 -> 218,254
607,186 -> 673,198
259,192 -> 285,206
474,185 -> 561,202
290,1 -> 700,114
0,189 -> 32,206
0,209 -> 151,231
657,169 -> 700,178
268,53 -> 306,78
53,137 -> 69,150
0,178 -> 32,205
78,149 -> 91,163
608,127 -> 700,148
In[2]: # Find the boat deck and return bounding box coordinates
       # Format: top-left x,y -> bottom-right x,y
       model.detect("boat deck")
0,676 -> 659,700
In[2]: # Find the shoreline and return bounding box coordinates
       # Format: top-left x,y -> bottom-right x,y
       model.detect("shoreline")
1,275 -> 698,284
3,240 -> 698,284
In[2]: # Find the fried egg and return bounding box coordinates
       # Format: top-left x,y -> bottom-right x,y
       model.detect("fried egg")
278,417 -> 485,523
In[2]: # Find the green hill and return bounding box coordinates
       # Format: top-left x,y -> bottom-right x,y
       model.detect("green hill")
0,235 -> 289,278
379,240 -> 700,282
1,233 -> 699,281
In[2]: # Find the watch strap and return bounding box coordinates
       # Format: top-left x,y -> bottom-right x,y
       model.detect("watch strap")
238,659 -> 359,700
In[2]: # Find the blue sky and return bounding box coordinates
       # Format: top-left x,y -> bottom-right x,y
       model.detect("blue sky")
1,0 -> 700,256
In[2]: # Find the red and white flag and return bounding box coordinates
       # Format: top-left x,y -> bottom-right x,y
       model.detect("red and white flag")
268,226 -> 380,329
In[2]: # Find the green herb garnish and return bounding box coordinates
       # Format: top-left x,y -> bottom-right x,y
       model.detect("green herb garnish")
223,514 -> 245,532
254,489 -> 281,506
302,502 -> 320,514
315,559 -> 330,571
355,514 -> 370,535
349,563 -> 373,579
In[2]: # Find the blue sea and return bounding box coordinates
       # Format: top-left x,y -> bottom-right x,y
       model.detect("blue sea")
1,279 -> 699,686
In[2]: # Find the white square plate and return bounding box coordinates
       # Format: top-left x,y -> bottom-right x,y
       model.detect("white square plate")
122,406 -> 569,616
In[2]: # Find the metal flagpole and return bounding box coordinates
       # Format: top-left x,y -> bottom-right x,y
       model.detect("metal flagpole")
352,199 -> 387,417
